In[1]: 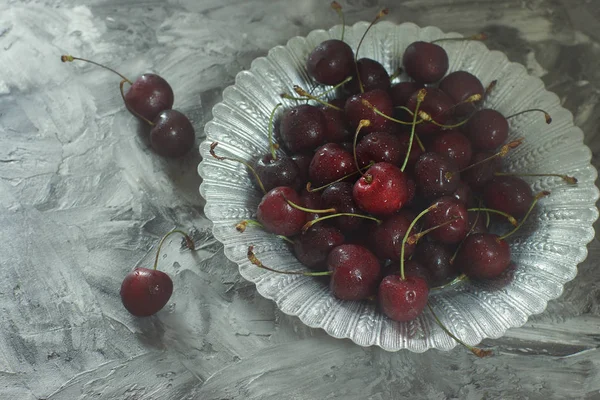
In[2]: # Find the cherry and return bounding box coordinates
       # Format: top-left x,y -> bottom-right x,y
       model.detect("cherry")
438,71 -> 484,116
402,41 -> 449,83
61,55 -> 174,123
467,210 -> 489,234
406,88 -> 454,136
423,197 -> 469,244
308,143 -> 355,187
457,233 -> 510,280
368,210 -> 417,261
343,58 -> 390,95
378,275 -> 429,322
321,182 -> 366,232
353,162 -> 408,215
307,40 -> 355,86
461,151 -> 502,188
397,132 -> 424,168
294,224 -> 345,271
120,230 -> 195,317
345,89 -> 395,134
429,130 -> 473,170
254,154 -> 301,193
390,82 -> 425,108
413,241 -> 459,287
291,154 -> 312,184
256,186 -> 307,236
300,189 -> 326,221
452,180 -> 475,206
149,110 -> 195,158
355,131 -> 402,168
328,244 -> 381,300
414,152 -> 460,199
483,175 -> 533,219
321,101 -> 351,143
279,105 -> 327,153
464,109 -> 509,151
382,259 -> 431,285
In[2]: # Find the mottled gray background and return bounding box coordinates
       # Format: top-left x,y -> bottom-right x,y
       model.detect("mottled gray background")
1,0 -> 600,399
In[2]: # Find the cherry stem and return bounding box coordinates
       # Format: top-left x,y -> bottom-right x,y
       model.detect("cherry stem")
401,88 -> 426,172
320,75 -> 353,94
467,207 -> 518,227
418,110 -> 470,129
430,32 -> 488,44
306,161 -> 374,192
494,172 -> 577,185
353,120 -> 372,178
407,217 -> 460,245
119,80 -> 155,126
284,197 -> 336,214
430,274 -> 467,290
389,67 -> 403,82
450,202 -> 483,264
61,55 -> 132,84
247,246 -> 332,276
291,85 -> 342,110
267,103 -> 282,160
153,229 -> 195,271
331,1 -> 345,41
459,138 -> 524,173
210,142 -> 267,194
427,303 -> 493,357
506,109 -> 552,124
484,80 -> 497,101
414,133 -> 426,152
236,219 -> 264,233
363,100 -> 424,126
499,191 -> 550,240
355,8 -> 389,93
400,203 -> 436,280
303,213 -> 381,232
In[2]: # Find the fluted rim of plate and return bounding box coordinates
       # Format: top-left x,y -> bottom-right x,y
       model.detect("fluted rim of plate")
198,21 -> 600,352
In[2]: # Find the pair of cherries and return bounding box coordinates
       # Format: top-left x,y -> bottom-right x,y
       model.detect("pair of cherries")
61,55 -> 195,158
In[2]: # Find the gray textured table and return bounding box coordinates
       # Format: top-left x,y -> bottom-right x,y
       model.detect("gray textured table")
1,1 -> 600,399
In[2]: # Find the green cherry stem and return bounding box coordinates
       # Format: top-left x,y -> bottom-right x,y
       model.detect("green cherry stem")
354,8 -> 389,93
353,119 -> 372,178
267,103 -> 282,160
499,191 -> 550,240
427,303 -> 493,357
467,207 -> 518,227
430,274 -> 468,290
400,203 -> 436,280
459,138 -> 524,173
401,88 -> 426,172
407,216 -> 460,245
306,161 -> 374,192
235,219 -> 265,232
494,172 -> 577,185
210,142 -> 267,194
303,213 -> 381,232
284,197 -> 336,214
292,85 -> 342,110
61,54 -> 132,84
506,109 -> 552,124
119,79 -> 155,126
331,1 -> 345,41
153,229 -> 195,271
363,100 -> 423,126
248,246 -> 332,276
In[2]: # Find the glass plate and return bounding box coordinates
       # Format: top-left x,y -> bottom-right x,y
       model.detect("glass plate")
198,22 -> 599,352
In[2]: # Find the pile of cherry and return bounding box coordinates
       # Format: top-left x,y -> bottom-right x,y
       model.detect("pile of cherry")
211,3 -> 577,344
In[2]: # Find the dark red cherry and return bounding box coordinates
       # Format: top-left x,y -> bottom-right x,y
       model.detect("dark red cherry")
291,153 -> 312,184
307,39 -> 355,86
382,260 -> 432,285
414,241 -> 459,287
328,244 -> 381,300
279,105 -> 326,153
254,154 -> 301,192
345,89 -> 395,134
467,211 -> 488,234
369,210 -> 417,261
300,189 -> 326,222
308,143 -> 355,187
120,267 -> 173,317
462,152 -> 501,188
438,71 -> 484,116
149,110 -> 195,158
397,132 -> 424,168
322,182 -> 365,232
429,130 -> 473,170
355,131 -> 402,168
293,224 -> 345,271
390,81 -> 425,107
414,152 -> 460,199
424,196 -> 469,244
344,58 -> 391,94
125,73 -> 174,122
402,41 -> 449,83
378,275 -> 429,322
256,186 -> 306,236
464,109 -> 509,151
452,180 -> 475,206
321,102 -> 351,143
353,162 -> 408,215
406,88 -> 454,136
483,175 -> 533,219
457,233 -> 511,280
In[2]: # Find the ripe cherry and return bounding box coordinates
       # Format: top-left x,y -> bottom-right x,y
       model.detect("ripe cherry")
423,196 -> 469,244
355,131 -> 402,168
294,224 -> 345,271
378,275 -> 429,322
353,162 -> 408,215
406,87 -> 454,136
343,58 -> 390,95
345,89 -> 395,134
456,233 -> 510,280
307,39 -> 355,86
279,105 -> 327,153
414,152 -> 460,199
149,110 -> 195,158
308,143 -> 355,187
483,175 -> 533,219
120,230 -> 195,317
414,241 -> 459,287
402,41 -> 449,83
438,71 -> 484,116
328,244 -> 381,300
254,154 -> 301,193
321,182 -> 366,232
429,130 -> 473,170
257,187 -> 307,236
464,109 -> 509,151
368,210 -> 417,261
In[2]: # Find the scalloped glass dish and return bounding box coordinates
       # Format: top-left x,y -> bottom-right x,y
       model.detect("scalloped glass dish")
198,22 -> 599,352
